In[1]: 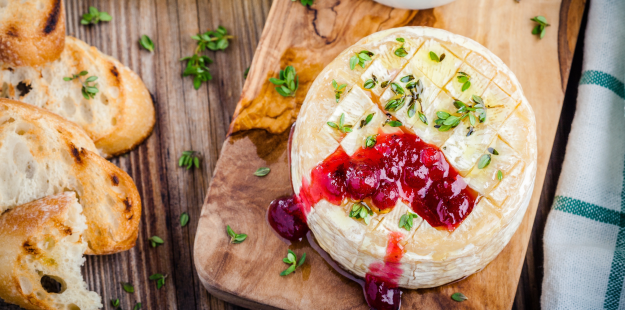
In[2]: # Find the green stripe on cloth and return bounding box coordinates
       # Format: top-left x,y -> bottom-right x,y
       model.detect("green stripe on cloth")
603,156 -> 625,309
553,196 -> 621,226
579,70 -> 625,99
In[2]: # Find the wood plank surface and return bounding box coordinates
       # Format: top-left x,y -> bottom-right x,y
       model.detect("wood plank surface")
194,0 -> 586,309
0,0 -> 586,309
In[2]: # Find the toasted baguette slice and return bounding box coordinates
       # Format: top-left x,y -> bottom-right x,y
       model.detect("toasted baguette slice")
0,0 -> 65,67
0,192 -> 103,310
0,36 -> 155,158
0,99 -> 142,255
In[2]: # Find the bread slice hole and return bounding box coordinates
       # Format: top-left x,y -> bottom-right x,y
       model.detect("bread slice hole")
62,96 -> 77,117
14,122 -> 31,135
0,116 -> 15,126
41,275 -> 66,294
67,303 -> 81,310
111,117 -> 117,126
0,0 -> 8,8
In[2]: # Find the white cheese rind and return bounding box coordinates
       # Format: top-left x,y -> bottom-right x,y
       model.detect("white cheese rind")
291,26 -> 537,289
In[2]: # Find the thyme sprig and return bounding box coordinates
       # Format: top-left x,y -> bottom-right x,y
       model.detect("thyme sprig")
385,77 -> 427,125
226,225 -> 248,244
363,74 -> 378,89
394,38 -> 408,57
63,71 -> 99,100
399,213 -> 419,231
180,26 -> 232,90
359,113 -> 374,128
149,236 -> 164,248
457,72 -> 471,92
349,202 -> 373,224
149,273 -> 167,290
81,6 -> 112,25
434,95 -> 486,132
269,65 -> 299,97
327,113 -> 353,133
332,79 -> 347,103
531,16 -> 550,39
192,26 -> 233,51
365,134 -> 378,149
178,151 -> 201,170
280,250 -> 306,276
349,50 -> 374,70
429,51 -> 446,63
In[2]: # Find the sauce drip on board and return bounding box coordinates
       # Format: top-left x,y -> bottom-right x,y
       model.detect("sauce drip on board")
266,124 -> 478,309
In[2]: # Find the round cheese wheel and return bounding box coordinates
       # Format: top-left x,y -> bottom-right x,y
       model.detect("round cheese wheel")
290,26 -> 537,289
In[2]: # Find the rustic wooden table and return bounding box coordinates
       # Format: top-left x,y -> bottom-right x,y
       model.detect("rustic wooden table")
0,0 -> 588,309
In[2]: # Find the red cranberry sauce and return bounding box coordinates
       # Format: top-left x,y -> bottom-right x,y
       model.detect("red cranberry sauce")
364,232 -> 405,310
302,130 -> 478,231
267,195 -> 309,242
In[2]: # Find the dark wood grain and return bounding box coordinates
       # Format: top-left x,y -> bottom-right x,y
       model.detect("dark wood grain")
0,0 -> 586,309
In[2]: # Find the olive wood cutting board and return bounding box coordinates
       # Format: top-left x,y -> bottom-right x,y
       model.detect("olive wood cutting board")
194,0 -> 586,309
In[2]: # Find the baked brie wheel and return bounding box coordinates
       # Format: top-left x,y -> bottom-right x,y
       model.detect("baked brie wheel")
290,26 -> 537,289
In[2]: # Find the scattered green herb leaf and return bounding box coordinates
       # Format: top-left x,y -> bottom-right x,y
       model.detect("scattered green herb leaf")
269,65 -> 299,97
365,134 -> 378,149
111,299 -> 120,308
244,67 -> 250,79
395,38 -> 408,57
254,167 -> 271,177
451,292 -> 468,302
349,50 -> 374,70
478,154 -> 491,169
149,236 -> 164,248
488,147 -> 499,155
64,71 -> 99,100
327,113 -> 353,133
133,302 -> 142,310
180,212 -> 189,227
81,6 -> 112,25
386,120 -> 403,127
178,151 -> 201,170
139,35 -> 154,52
226,225 -> 247,244
400,75 -> 415,83
360,113 -> 375,128
280,249 -> 306,276
149,273 -> 167,290
457,72 -> 471,92
531,16 -> 550,39
332,79 -> 347,103
429,51 -> 445,63
349,202 -> 374,224
122,282 -> 134,293
399,213 -> 419,231
497,170 -> 503,181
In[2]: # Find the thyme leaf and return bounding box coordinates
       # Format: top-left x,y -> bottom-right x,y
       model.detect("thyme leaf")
178,151 -> 201,170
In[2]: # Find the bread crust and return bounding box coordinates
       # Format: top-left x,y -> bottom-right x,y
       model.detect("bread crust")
0,36 -> 155,158
291,27 -> 537,288
0,99 -> 142,255
0,0 -> 65,67
0,192 -> 102,310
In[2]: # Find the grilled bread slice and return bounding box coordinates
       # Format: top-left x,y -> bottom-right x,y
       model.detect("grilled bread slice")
0,99 -> 142,255
0,0 -> 65,67
0,36 -> 155,158
0,192 -> 103,310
